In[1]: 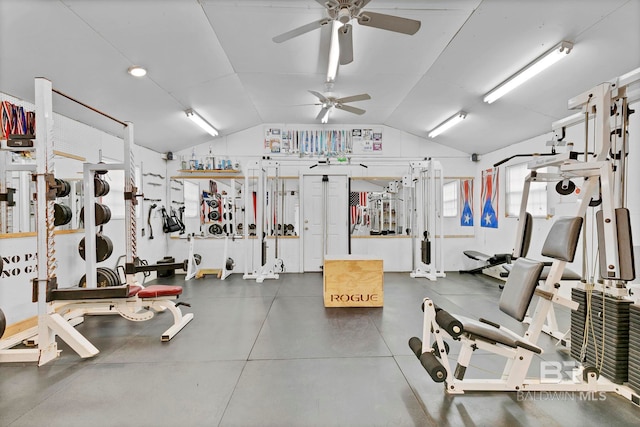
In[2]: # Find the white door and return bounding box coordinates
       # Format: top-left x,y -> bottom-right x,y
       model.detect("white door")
302,175 -> 348,272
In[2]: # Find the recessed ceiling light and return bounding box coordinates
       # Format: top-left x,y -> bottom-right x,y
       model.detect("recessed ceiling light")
127,66 -> 147,77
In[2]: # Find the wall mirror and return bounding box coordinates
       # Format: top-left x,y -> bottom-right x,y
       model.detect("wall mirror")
349,177 -> 408,237
1,151 -> 85,236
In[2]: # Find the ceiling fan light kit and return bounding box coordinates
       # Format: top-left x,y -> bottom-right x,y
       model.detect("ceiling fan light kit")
483,41 -> 573,104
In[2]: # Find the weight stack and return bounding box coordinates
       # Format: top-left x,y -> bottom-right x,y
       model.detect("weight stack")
570,288 -> 631,384
628,304 -> 640,394
157,256 -> 175,278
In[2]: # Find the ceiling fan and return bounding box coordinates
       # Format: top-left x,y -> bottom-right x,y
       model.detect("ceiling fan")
309,90 -> 371,123
273,0 -> 421,65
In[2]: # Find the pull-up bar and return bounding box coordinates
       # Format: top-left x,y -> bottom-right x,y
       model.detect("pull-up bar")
51,88 -> 127,126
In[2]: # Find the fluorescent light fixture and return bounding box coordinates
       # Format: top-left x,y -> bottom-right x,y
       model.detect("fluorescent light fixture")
185,109 -> 218,137
127,66 -> 147,77
483,41 -> 573,104
327,21 -> 343,83
428,111 -> 467,138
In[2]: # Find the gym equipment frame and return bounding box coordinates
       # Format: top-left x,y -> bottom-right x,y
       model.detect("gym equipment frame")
0,78 -> 193,366
243,159 -> 283,283
408,160 -> 445,281
410,69 -> 639,404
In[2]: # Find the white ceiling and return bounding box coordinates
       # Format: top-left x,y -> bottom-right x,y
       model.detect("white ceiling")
1,0 -> 638,155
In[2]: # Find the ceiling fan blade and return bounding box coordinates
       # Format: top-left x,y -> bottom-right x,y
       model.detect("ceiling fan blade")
308,90 -> 330,104
316,0 -> 339,9
336,104 -> 366,115
316,106 -> 331,121
357,11 -> 421,35
273,18 -> 331,43
338,24 -> 353,65
335,93 -> 371,104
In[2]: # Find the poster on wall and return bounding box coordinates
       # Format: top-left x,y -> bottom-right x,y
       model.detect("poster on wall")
263,126 -> 382,157
264,128 -> 282,153
460,178 -> 474,227
481,168 -> 499,228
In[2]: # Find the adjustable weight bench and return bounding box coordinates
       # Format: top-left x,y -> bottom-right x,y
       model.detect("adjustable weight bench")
459,213 -> 533,277
51,283 -> 193,344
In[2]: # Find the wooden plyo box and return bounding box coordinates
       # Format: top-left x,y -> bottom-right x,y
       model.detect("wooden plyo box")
323,255 -> 383,307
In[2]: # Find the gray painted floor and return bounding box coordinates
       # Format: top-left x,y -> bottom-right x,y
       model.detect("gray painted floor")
1,272 -> 638,426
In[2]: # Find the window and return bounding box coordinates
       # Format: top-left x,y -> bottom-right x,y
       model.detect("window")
506,162 -> 547,217
442,180 -> 458,217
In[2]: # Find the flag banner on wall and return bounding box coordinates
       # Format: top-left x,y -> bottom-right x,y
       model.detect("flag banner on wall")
349,191 -> 367,225
481,168 -> 499,228
460,178 -> 474,227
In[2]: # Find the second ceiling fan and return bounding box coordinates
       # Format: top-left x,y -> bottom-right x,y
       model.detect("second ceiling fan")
273,0 -> 421,65
309,90 -> 371,123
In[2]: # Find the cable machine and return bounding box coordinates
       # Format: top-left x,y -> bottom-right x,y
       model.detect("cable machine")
408,160 -> 445,281
243,158 -> 283,283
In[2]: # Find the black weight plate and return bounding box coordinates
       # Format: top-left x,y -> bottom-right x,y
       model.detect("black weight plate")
555,180 -> 576,195
208,210 -> 220,221
193,254 -> 202,265
0,308 -> 5,339
54,203 -> 72,226
207,199 -> 219,209
237,223 -> 243,232
78,234 -> 113,262
225,258 -> 234,271
223,212 -> 232,220
79,269 -> 111,288
210,223 -> 223,235
80,203 -> 111,226
105,267 -> 120,287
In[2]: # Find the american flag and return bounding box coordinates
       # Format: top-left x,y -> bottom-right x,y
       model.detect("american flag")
349,192 -> 367,224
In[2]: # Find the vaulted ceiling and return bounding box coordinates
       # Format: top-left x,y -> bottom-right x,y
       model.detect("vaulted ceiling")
1,0 -> 638,155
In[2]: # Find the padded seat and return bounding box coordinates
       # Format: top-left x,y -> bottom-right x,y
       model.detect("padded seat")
455,315 -> 542,354
50,285 -> 132,301
137,285 -> 183,298
503,264 -> 581,280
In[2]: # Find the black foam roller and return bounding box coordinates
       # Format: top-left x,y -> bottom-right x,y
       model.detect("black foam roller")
419,352 -> 447,383
408,337 -> 423,359
435,309 -> 463,338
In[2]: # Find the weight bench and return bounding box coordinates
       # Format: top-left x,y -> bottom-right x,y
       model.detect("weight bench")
409,216 -> 614,394
460,213 -> 533,277
51,283 -> 193,344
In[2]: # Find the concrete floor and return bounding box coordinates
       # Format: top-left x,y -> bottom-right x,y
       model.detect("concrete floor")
1,272 -> 639,426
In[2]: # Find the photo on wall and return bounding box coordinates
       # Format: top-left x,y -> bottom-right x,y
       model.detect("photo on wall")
481,168 -> 499,228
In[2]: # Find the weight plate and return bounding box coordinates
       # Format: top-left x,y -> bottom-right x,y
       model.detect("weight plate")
194,254 -> 202,265
225,258 -> 234,271
208,210 -> 220,221
0,308 -> 6,339
183,259 -> 189,272
55,178 -> 71,198
78,234 -> 114,262
210,223 -> 223,235
80,203 -> 111,226
555,180 -> 576,195
223,212 -> 232,220
79,268 -> 111,288
54,203 -> 72,226
207,199 -> 219,209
